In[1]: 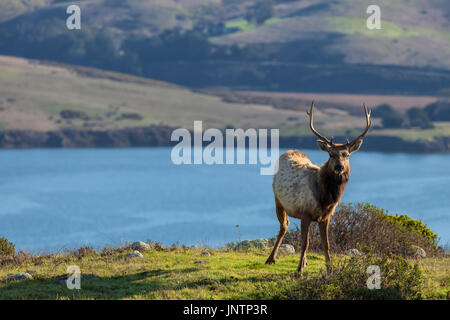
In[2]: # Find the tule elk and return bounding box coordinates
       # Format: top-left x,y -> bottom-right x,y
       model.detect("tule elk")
266,101 -> 372,272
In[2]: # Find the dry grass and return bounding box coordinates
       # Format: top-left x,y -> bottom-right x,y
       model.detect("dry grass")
0,56 -> 302,131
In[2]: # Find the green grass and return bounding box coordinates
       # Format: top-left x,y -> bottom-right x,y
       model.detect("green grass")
281,121 -> 450,143
225,17 -> 286,32
214,17 -> 288,40
330,16 -> 450,43
0,248 -> 322,300
0,247 -> 447,299
226,20 -> 257,32
373,122 -> 450,142
280,126 -> 364,139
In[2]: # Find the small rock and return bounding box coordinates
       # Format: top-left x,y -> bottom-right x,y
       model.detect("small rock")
279,244 -> 296,255
345,248 -> 364,256
7,273 -> 33,281
131,241 -> 151,251
408,245 -> 426,259
127,250 -> 144,259
201,251 -> 211,257
194,260 -> 208,264
26,270 -> 37,275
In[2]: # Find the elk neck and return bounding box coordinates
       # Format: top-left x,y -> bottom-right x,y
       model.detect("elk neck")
317,159 -> 350,209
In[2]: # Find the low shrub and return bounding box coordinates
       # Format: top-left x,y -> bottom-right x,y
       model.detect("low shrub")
229,239 -> 269,251
66,246 -> 98,259
275,253 -> 424,300
60,109 -> 88,119
0,237 -> 15,256
117,112 -> 143,120
280,203 -> 441,257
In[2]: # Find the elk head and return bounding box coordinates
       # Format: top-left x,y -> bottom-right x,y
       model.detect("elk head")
307,101 -> 372,176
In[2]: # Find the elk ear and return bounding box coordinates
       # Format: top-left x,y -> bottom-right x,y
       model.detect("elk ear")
348,139 -> 363,153
317,140 -> 331,152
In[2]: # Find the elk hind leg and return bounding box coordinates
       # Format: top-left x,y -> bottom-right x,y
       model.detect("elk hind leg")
265,198 -> 289,265
319,220 -> 331,272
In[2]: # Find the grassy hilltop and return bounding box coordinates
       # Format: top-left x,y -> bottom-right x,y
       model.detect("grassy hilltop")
0,203 -> 448,300
0,244 -> 448,300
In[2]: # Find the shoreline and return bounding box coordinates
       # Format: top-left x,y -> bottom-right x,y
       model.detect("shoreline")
1,126 -> 450,153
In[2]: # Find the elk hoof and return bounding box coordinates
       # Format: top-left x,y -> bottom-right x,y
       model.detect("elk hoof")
265,257 -> 276,265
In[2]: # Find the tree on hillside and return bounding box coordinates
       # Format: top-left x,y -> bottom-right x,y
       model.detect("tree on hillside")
123,30 -> 211,62
374,104 -> 404,128
406,107 -> 434,129
425,100 -> 450,121
245,0 -> 274,25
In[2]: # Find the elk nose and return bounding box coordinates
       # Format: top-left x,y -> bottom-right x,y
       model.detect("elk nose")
335,165 -> 344,172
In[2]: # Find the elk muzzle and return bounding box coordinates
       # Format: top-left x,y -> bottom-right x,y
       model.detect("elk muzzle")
334,164 -> 344,173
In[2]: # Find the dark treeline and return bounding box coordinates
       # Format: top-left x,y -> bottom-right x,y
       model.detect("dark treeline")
1,126 -> 450,153
374,100 -> 450,129
0,7 -> 449,94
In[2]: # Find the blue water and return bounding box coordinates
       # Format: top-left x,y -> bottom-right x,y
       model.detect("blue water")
0,148 -> 448,253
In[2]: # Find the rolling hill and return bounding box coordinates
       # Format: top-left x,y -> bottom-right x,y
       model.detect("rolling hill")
0,55 -> 307,131
1,54 -> 450,152
215,0 -> 450,70
0,0 -> 449,94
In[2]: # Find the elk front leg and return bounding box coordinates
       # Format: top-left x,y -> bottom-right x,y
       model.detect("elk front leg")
319,219 -> 331,272
297,216 -> 311,273
266,198 -> 289,265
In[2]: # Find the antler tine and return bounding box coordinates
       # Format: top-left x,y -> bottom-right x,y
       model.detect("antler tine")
347,103 -> 372,146
306,100 -> 332,144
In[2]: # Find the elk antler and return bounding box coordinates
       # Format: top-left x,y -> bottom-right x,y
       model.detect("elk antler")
346,104 -> 372,147
306,101 -> 333,145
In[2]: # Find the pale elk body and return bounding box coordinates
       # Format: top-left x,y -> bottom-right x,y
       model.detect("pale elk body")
266,101 -> 372,273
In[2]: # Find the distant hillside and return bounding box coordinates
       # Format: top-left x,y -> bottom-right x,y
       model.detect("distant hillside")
0,0 -> 449,94
214,0 -> 450,70
0,0 -> 47,23
0,55 -> 304,132
1,55 -> 450,152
